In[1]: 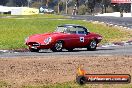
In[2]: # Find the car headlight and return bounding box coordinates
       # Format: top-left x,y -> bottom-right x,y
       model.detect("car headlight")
44,37 -> 52,44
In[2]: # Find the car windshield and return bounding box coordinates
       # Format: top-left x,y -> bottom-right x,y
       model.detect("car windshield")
55,26 -> 67,33
55,26 -> 77,34
55,26 -> 89,34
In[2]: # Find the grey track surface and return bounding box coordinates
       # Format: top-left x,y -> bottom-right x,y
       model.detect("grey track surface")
71,15 -> 132,29
0,45 -> 132,58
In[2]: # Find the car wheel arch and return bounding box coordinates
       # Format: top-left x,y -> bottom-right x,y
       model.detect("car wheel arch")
87,38 -> 95,44
94,38 -> 99,44
55,40 -> 65,45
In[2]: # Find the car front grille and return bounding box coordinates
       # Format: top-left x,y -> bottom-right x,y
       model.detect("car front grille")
28,42 -> 40,46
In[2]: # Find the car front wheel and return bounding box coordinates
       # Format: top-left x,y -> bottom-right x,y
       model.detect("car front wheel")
87,39 -> 97,51
51,41 -> 63,52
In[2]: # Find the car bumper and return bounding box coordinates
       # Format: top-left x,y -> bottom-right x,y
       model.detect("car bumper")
26,42 -> 54,49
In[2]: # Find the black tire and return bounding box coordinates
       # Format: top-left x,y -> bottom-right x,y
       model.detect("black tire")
76,76 -> 86,85
29,48 -> 39,52
51,41 -> 63,52
87,39 -> 97,51
66,48 -> 74,52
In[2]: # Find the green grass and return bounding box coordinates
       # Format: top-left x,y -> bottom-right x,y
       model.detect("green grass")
0,81 -> 11,88
0,81 -> 132,88
22,82 -> 132,88
0,15 -> 132,49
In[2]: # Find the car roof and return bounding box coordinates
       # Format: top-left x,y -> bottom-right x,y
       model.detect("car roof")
58,24 -> 83,27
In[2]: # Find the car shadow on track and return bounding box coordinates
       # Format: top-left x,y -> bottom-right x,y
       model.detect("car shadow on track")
96,48 -> 115,51
38,48 -> 115,53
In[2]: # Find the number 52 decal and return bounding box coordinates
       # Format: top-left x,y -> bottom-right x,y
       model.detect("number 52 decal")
80,37 -> 84,42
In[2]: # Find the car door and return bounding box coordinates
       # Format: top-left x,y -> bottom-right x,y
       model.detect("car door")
64,27 -> 81,48
64,26 -> 89,48
77,34 -> 86,47
75,27 -> 88,47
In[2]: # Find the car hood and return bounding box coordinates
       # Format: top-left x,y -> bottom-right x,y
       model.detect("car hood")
26,32 -> 63,44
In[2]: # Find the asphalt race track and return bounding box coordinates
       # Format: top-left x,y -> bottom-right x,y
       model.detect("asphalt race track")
0,44 -> 132,58
71,15 -> 132,29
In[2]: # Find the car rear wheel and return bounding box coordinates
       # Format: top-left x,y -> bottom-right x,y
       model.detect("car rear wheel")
87,39 -> 97,51
29,48 -> 39,52
51,41 -> 63,52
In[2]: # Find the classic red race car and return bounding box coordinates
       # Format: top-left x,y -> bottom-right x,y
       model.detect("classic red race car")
25,24 -> 102,52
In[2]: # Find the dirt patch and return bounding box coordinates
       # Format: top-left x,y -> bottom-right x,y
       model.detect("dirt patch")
0,55 -> 132,87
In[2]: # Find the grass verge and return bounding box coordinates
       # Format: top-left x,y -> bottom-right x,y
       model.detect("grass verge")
1,81 -> 132,88
0,81 -> 11,88
2,81 -> 130,88
0,14 -> 132,49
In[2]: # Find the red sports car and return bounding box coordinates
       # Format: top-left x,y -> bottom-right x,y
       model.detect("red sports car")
25,24 -> 102,52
